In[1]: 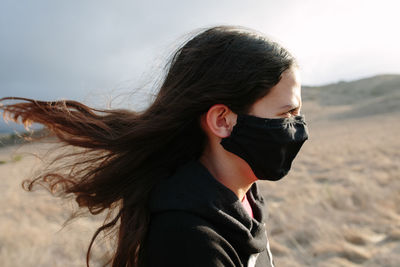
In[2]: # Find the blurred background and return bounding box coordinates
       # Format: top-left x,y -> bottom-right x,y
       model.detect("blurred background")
0,0 -> 399,266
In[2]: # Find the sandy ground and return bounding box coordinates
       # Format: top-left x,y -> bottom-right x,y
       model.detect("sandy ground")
0,142 -> 112,266
262,106 -> 400,267
0,100 -> 399,266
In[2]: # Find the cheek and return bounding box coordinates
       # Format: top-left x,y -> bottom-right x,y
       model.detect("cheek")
248,103 -> 279,118
253,109 -> 283,118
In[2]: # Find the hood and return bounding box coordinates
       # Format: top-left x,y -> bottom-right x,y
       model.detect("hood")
149,159 -> 268,255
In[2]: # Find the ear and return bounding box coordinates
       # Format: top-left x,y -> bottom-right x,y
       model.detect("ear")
201,104 -> 237,138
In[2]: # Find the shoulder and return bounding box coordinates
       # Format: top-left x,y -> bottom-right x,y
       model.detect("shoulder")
148,210 -> 225,245
143,211 -> 240,267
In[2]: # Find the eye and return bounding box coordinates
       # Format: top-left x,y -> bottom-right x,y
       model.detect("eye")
291,108 -> 300,115
283,108 -> 300,117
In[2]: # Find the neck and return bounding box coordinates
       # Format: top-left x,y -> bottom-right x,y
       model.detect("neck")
199,147 -> 257,201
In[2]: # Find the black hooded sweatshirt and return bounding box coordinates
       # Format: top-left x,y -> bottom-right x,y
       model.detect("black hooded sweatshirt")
143,160 -> 275,267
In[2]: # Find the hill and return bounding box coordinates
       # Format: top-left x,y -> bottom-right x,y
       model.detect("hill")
302,74 -> 400,120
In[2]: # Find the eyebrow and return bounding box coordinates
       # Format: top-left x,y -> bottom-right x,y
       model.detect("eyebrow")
279,104 -> 299,110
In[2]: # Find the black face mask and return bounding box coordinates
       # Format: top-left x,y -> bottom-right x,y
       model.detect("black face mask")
220,113 -> 309,181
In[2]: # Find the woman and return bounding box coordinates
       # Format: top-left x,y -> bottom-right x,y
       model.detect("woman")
0,25 -> 308,267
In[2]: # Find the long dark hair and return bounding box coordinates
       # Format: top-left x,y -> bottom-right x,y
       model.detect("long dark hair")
0,25 -> 296,266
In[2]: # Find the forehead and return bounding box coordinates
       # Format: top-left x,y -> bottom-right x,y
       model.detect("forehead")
248,67 -> 302,116
268,67 -> 301,101
256,68 -> 301,106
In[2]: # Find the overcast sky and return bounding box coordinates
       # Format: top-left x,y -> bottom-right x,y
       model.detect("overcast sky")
1,0 -> 399,103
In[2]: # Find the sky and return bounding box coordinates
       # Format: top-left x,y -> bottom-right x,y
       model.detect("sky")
0,0 -> 399,104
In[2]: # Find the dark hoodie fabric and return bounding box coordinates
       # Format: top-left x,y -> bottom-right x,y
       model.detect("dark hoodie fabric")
143,160 -> 274,267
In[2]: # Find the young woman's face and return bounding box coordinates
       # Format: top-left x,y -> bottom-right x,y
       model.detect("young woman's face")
247,67 -> 302,119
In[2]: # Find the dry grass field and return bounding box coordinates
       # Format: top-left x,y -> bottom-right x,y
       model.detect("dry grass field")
0,74 -> 399,266
263,113 -> 400,267
0,142 -> 112,267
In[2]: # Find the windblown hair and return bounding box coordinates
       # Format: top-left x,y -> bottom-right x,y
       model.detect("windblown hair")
0,25 -> 296,266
